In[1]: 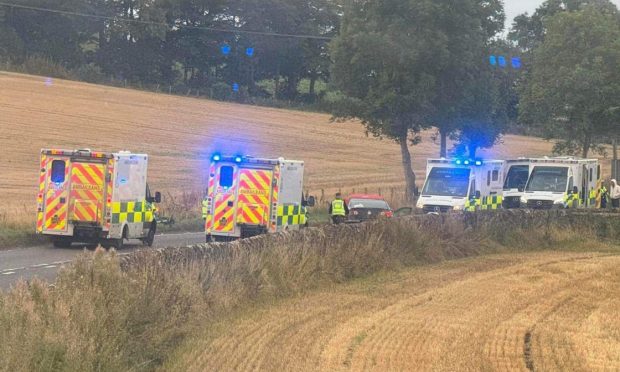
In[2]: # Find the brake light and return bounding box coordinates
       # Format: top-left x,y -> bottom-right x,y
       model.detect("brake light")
386,211 -> 393,218
352,210 -> 359,215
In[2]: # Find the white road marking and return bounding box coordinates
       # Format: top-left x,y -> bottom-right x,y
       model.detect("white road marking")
44,265 -> 56,269
31,263 -> 49,268
1,272 -> 15,275
3,267 -> 25,272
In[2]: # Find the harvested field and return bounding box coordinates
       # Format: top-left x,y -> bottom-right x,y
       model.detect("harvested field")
0,71 -> 568,215
171,251 -> 620,372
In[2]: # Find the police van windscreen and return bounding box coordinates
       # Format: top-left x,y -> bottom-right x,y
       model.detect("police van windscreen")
422,168 -> 470,197
503,165 -> 529,190
525,166 -> 568,193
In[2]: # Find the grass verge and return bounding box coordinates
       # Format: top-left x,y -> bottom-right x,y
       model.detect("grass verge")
0,210 -> 619,371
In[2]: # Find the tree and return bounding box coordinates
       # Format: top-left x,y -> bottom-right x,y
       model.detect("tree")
519,6 -> 620,157
430,0 -> 505,158
330,0 -> 506,199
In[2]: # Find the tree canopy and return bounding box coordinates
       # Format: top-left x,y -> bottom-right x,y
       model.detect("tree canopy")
519,6 -> 620,157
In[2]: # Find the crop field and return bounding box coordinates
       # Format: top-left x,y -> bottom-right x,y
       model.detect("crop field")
0,72 -> 612,218
171,251 -> 620,371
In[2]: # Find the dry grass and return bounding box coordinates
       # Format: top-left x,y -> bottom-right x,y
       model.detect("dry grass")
1,211 -> 619,371
1,71 -> 580,219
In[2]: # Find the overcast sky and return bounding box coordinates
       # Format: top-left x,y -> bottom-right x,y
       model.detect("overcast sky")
504,0 -> 620,30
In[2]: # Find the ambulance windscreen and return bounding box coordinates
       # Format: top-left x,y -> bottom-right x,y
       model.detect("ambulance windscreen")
422,168 -> 470,197
525,166 -> 568,193
503,165 -> 529,190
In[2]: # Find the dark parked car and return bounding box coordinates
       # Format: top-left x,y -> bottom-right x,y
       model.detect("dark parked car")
346,194 -> 393,222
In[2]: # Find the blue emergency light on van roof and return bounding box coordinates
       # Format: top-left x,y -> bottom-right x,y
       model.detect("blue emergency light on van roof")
455,159 -> 462,165
234,155 -> 243,163
212,153 -> 222,162
463,160 -> 471,165
475,160 -> 483,166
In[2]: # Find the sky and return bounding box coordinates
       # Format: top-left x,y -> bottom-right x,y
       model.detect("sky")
504,0 -> 620,30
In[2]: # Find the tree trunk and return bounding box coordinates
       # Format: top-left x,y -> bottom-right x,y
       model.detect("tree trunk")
399,136 -> 416,202
309,72 -> 317,96
582,131 -> 591,158
469,144 -> 478,159
440,129 -> 448,158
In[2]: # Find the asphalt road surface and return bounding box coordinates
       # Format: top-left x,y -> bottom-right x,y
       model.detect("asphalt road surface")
0,232 -> 205,290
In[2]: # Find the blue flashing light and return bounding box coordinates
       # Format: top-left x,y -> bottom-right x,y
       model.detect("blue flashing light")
475,160 -> 483,166
489,55 -> 497,66
221,44 -> 231,55
212,154 -> 222,162
511,57 -> 522,69
232,83 -> 239,92
234,155 -> 243,163
463,160 -> 471,166
498,56 -> 507,68
455,159 -> 463,165
246,47 -> 254,57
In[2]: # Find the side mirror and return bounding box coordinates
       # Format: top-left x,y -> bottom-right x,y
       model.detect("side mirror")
414,186 -> 420,197
304,196 -> 316,207
573,186 -> 579,195
518,187 -> 524,193
475,190 -> 481,199
154,191 -> 162,203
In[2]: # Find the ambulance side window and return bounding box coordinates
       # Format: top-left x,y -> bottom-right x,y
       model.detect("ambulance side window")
51,160 -> 66,183
487,171 -> 491,186
219,166 -> 234,188
492,170 -> 499,182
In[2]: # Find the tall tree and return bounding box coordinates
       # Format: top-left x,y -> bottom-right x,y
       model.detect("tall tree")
330,0 -> 506,199
519,6 -> 620,157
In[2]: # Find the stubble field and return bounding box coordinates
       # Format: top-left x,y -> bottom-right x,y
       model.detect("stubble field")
171,251 -> 620,371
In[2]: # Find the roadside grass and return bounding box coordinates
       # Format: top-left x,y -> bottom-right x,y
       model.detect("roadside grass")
1,211 -> 620,371
0,209 -> 44,250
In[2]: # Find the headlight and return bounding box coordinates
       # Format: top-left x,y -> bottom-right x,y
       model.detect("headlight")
520,196 -> 527,204
416,200 -> 423,209
452,205 -> 463,211
554,200 -> 564,205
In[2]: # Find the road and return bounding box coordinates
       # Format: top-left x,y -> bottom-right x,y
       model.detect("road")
0,232 -> 205,289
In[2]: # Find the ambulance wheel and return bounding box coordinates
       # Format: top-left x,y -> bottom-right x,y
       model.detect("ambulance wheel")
52,238 -> 72,248
114,227 -> 128,250
143,222 -> 156,247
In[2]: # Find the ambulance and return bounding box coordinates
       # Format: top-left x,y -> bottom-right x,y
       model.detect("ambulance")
36,149 -> 161,248
416,158 -> 505,213
502,158 -> 535,209
204,154 -> 314,242
519,157 -> 600,209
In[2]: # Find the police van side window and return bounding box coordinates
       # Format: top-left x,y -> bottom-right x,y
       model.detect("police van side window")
51,160 -> 66,183
220,166 -> 234,188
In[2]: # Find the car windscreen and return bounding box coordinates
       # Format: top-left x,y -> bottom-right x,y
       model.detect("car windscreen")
525,166 -> 568,193
503,165 -> 530,190
422,167 -> 470,197
348,199 -> 390,209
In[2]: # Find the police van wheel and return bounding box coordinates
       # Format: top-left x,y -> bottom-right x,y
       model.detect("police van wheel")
52,238 -> 72,248
143,222 -> 156,247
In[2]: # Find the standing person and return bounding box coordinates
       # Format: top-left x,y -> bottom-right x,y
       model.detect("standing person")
611,179 -> 620,209
329,192 -> 349,224
600,181 -> 608,209
201,196 -> 209,221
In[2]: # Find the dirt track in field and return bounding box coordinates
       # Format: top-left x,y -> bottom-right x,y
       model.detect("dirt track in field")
173,251 -> 620,372
0,71 -> 565,214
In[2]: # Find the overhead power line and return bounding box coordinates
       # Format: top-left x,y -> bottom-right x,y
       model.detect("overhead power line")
0,1 -> 333,41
